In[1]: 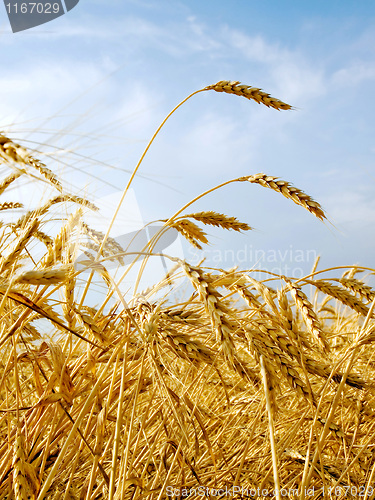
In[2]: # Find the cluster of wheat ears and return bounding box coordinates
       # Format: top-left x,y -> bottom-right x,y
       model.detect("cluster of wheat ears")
0,80 -> 374,500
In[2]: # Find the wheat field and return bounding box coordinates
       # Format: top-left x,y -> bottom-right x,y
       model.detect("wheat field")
0,82 -> 374,500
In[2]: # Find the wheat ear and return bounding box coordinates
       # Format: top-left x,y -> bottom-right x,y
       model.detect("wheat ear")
247,321 -> 312,402
0,172 -> 22,196
0,134 -> 63,192
166,219 -> 208,249
41,209 -> 82,268
182,211 -> 252,232
285,280 -> 330,352
180,261 -> 236,363
0,202 -> 23,211
0,219 -> 39,274
204,80 -> 292,110
338,278 -> 375,303
239,173 -> 326,220
306,279 -> 370,316
14,267 -> 70,285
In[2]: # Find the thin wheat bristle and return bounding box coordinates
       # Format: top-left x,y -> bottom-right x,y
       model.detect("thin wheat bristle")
240,173 -> 326,220
183,211 -> 253,232
204,80 -> 292,110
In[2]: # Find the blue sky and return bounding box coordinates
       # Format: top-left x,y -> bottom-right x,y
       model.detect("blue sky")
0,0 -> 374,282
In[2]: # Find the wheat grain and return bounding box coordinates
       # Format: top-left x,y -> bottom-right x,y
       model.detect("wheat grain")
306,279 -> 370,316
14,267 -> 70,285
74,309 -> 107,344
82,222 -> 125,264
63,263 -> 76,329
182,211 -> 252,232
248,330 -> 311,402
204,81 -> 292,110
246,276 -> 279,316
180,261 -> 236,363
14,195 -> 96,230
285,280 -> 330,352
0,134 -> 63,192
33,230 -> 53,247
0,202 -> 23,211
165,219 -> 208,249
48,342 -> 74,403
0,172 -> 22,196
12,425 -> 30,500
251,318 -> 301,360
0,219 -> 39,274
304,357 -> 369,389
41,209 -> 82,268
338,278 -> 375,303
277,289 -> 312,350
239,173 -> 326,220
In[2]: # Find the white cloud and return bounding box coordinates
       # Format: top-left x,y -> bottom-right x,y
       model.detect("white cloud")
331,61 -> 375,87
322,190 -> 375,226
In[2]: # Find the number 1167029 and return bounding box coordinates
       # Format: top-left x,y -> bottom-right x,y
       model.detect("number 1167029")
322,486 -> 373,496
5,3 -> 61,14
